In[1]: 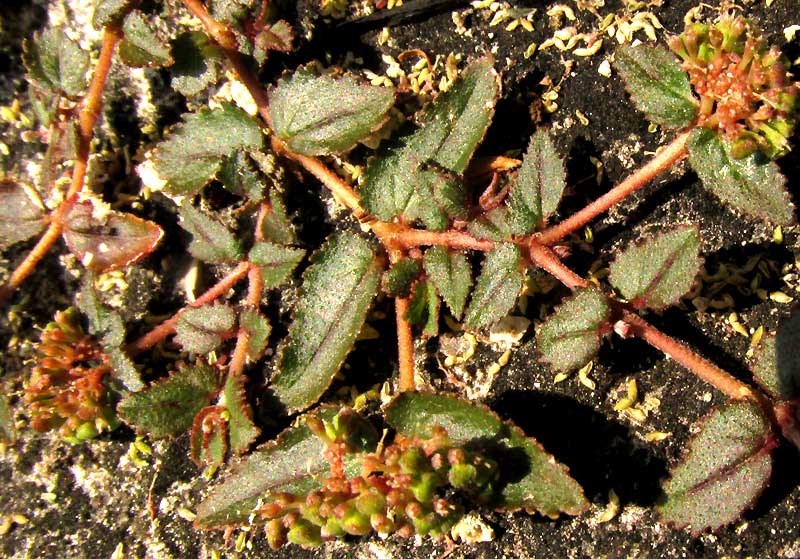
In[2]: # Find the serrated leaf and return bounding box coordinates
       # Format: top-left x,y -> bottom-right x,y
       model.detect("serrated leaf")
750,313 -> 800,400
191,406 -> 228,467
248,241 -> 305,289
254,20 -> 293,55
405,280 -> 440,336
174,303 -> 237,354
153,103 -> 262,196
270,69 -> 395,156
467,207 -> 512,241
538,287 -> 611,373
687,128 -> 794,226
259,189 -> 295,245
196,406 -> 378,528
385,392 -> 588,517
179,204 -> 242,264
93,0 -> 135,28
61,200 -> 164,272
118,10 -> 172,68
23,28 -> 89,98
224,372 -> 259,453
239,308 -> 270,361
423,246 -> 471,319
0,178 -> 46,250
118,362 -> 220,437
508,129 -> 567,235
464,243 -> 523,329
361,57 -> 499,226
659,400 -> 772,532
170,31 -> 223,97
609,225 -> 701,310
272,233 -> 381,412
614,43 -> 697,128
382,258 -> 421,297
218,150 -> 265,202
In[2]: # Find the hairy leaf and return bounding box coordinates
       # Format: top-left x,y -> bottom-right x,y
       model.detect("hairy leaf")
614,43 -> 697,128
170,31 -> 223,97
153,103 -> 262,196
382,258 -> 422,297
61,200 -> 164,272
659,400 -> 773,532
179,204 -> 242,264
224,373 -> 260,454
361,57 -> 500,225
118,10 -> 172,68
464,244 -> 523,329
191,407 -> 228,467
423,246 -> 471,319
23,28 -> 89,98
118,363 -> 220,437
467,207 -> 512,241
218,150 -> 265,202
258,189 -> 296,245
609,225 -> 701,310
508,129 -> 567,235
405,280 -> 440,336
239,308 -> 270,361
248,241 -> 305,289
750,313 -> 800,400
687,128 -> 794,226
196,407 -> 378,528
175,303 -> 237,354
270,69 -> 395,156
0,178 -> 46,250
538,287 -> 611,373
272,233 -> 381,412
254,20 -> 294,56
93,0 -> 135,28
385,392 -> 588,517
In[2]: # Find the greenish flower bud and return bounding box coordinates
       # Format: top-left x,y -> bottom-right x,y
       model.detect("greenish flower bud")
355,491 -> 386,516
448,463 -> 478,488
287,520 -> 323,548
321,517 -> 345,538
265,518 -> 287,550
399,446 -> 428,474
341,509 -> 371,536
370,512 -> 395,535
411,472 -> 440,503
75,420 -> 99,441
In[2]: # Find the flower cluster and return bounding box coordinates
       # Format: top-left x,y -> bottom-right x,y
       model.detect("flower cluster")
669,12 -> 798,158
259,417 -> 498,548
24,308 -> 118,442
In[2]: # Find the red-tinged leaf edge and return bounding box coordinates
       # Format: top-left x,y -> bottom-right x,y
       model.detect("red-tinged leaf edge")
224,371 -> 260,454
190,405 -> 229,467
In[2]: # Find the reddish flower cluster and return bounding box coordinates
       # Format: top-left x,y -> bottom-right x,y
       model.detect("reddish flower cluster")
25,308 -> 118,442
669,12 -> 798,158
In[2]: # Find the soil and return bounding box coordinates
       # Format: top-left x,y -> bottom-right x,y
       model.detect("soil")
1,0 -> 800,558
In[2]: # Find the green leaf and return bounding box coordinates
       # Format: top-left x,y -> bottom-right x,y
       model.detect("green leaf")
258,189 -> 296,245
508,129 -> 567,235
0,178 -> 46,250
608,225 -> 701,310
614,43 -> 697,128
178,204 -> 243,264
224,373 -> 260,454
93,0 -> 135,28
196,407 -> 378,528
61,200 -> 164,272
687,128 -> 795,226
153,103 -> 262,196
382,258 -> 421,297
361,57 -> 500,226
538,287 -> 611,373
385,392 -> 588,517
118,363 -> 220,437
239,308 -> 270,361
405,280 -> 440,336
750,313 -> 800,400
272,233 -> 381,412
23,28 -> 89,98
423,246 -> 471,320
659,400 -> 773,532
218,150 -> 266,202
270,68 -> 395,156
175,303 -> 237,354
254,20 -> 294,56
170,31 -> 223,97
248,241 -> 305,289
118,10 -> 172,68
467,207 -> 512,241
191,407 -> 228,467
464,243 -> 523,329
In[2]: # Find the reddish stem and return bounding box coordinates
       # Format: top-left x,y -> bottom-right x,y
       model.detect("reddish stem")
536,131 -> 691,246
395,295 -> 415,392
127,261 -> 250,356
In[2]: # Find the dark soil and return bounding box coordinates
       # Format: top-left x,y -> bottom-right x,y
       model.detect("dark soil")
1,0 -> 800,558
